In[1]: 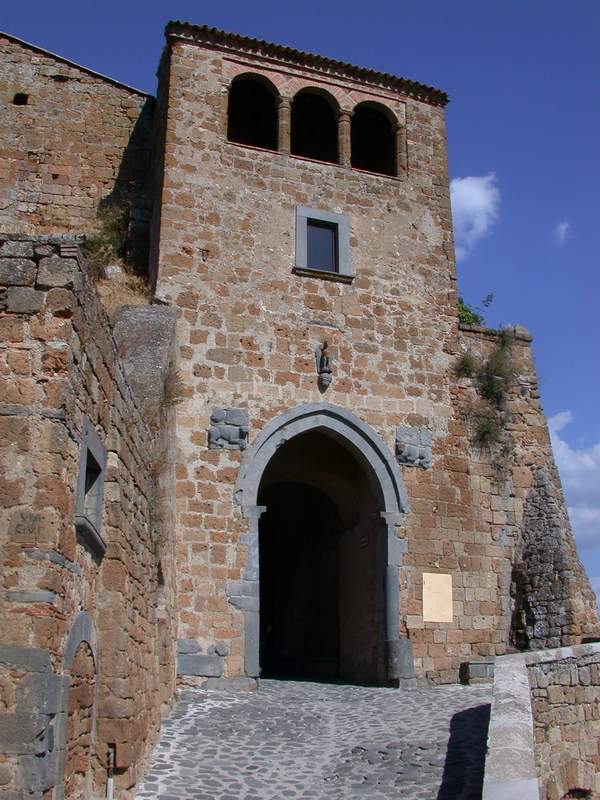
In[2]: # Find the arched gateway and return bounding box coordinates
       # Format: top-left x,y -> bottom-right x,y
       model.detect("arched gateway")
232,403 -> 414,685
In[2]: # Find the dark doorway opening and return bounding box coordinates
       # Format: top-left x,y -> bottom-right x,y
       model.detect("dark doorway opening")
227,75 -> 278,150
291,91 -> 338,163
258,430 -> 386,684
260,482 -> 341,678
351,103 -> 396,176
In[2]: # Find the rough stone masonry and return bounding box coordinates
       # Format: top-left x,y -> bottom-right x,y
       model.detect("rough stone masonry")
0,20 -> 598,800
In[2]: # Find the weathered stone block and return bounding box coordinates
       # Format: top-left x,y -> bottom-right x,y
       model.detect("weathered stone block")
0,258 -> 36,286
228,594 -> 259,611
177,654 -> 223,677
28,548 -> 82,576
176,638 -> 202,654
459,659 -> 495,684
18,751 -> 59,792
0,240 -> 34,258
17,673 -> 69,716
0,646 -> 51,673
0,714 -> 49,755
5,287 -> 44,314
6,591 -> 57,604
34,245 -> 54,257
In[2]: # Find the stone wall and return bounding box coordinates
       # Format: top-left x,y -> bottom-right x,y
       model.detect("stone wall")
150,25 -> 598,686
64,642 -> 96,799
453,325 -> 598,657
0,33 -> 153,239
529,645 -> 600,800
483,643 -> 600,800
0,235 -> 176,798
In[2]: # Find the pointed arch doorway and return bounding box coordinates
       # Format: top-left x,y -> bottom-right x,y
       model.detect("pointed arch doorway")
233,403 -> 414,686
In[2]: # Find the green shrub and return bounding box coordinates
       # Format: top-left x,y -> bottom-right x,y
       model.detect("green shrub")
474,416 -> 502,448
454,351 -> 479,378
477,339 -> 515,406
458,297 -> 485,326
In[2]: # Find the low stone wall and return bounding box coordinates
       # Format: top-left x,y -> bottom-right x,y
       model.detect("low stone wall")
483,643 -> 600,800
529,644 -> 600,800
0,235 -> 177,798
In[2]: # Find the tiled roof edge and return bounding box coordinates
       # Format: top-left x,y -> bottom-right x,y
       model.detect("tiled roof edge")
165,21 -> 449,107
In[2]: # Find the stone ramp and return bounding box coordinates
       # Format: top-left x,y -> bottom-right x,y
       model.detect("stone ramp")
136,680 -> 490,800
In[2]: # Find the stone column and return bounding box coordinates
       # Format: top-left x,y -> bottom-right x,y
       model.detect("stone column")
278,96 -> 291,154
396,125 -> 408,178
228,505 -> 266,679
381,512 -> 414,684
338,110 -> 352,166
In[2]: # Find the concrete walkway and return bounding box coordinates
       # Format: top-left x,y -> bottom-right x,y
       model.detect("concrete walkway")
135,680 -> 491,800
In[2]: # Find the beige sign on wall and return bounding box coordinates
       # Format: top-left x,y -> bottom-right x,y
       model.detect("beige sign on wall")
422,573 -> 453,623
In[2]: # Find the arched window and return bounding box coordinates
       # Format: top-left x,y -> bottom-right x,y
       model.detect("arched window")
351,103 -> 397,177
291,90 -> 338,164
227,75 -> 278,151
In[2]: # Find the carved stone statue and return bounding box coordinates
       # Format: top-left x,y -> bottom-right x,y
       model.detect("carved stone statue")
315,340 -> 333,393
208,408 -> 249,450
395,426 -> 432,469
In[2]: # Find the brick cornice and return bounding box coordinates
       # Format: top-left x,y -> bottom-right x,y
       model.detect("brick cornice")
165,21 -> 449,107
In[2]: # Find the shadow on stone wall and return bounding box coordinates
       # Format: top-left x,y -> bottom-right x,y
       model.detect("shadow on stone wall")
99,96 -> 156,272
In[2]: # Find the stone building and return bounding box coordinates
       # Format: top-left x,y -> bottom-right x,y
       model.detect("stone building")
0,21 -> 598,799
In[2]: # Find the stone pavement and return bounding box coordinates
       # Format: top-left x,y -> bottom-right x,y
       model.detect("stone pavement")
135,680 -> 491,800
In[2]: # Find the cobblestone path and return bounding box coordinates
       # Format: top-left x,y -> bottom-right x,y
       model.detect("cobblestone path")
136,680 -> 491,800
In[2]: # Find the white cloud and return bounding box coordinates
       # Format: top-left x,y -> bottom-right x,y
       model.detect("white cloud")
549,411 -> 600,550
450,173 -> 500,260
552,219 -> 571,244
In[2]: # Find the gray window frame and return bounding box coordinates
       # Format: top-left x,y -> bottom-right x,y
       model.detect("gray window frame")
74,418 -> 107,557
294,206 -> 352,280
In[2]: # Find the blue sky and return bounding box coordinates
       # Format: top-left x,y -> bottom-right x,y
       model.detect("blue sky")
3,1 -> 599,593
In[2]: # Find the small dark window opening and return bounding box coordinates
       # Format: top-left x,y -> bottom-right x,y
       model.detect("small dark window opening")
291,92 -> 338,164
83,451 -> 102,523
351,105 -> 396,176
307,219 -> 338,272
227,77 -> 278,151
75,419 -> 107,557
12,93 -> 29,106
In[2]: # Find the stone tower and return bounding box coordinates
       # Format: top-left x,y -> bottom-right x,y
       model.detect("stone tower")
152,22 -> 599,686
0,21 -> 598,799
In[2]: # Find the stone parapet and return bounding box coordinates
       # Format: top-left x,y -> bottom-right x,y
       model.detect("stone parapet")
483,643 -> 600,799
